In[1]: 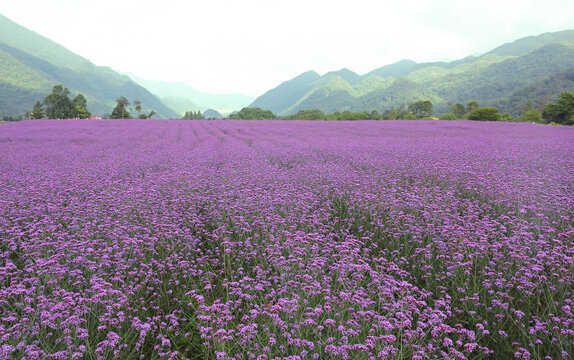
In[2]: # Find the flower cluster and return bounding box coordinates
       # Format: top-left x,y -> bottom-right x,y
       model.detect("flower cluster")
0,119 -> 572,359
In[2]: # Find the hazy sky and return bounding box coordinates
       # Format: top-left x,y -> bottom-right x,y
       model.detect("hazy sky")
3,0 -> 574,96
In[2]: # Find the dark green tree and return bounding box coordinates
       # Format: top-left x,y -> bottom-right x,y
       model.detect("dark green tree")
500,113 -> 515,122
230,107 -> 277,120
439,112 -> 457,120
467,101 -> 480,114
518,109 -> 543,123
72,94 -> 90,119
31,100 -> 44,119
283,109 -> 325,120
451,103 -> 465,118
182,111 -> 204,120
110,96 -> 131,119
468,107 -> 501,121
325,110 -> 370,120
542,91 -> 574,125
408,100 -> 433,118
382,109 -> 400,120
43,84 -> 75,119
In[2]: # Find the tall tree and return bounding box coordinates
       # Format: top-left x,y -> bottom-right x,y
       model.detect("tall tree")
43,84 -> 75,119
408,100 -> 433,118
542,91 -> 574,125
468,107 -> 501,121
467,101 -> 480,114
451,103 -> 465,118
72,94 -> 91,119
111,96 -> 131,119
31,100 -> 44,119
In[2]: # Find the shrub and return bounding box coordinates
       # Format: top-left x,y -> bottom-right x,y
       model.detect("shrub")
439,112 -> 457,120
518,109 -> 543,123
468,107 -> 501,121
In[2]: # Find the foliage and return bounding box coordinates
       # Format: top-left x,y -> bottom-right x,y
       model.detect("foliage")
379,106 -> 419,120
42,84 -> 76,119
133,99 -> 142,117
496,68 -> 574,116
72,94 -> 90,119
518,109 -> 544,123
401,111 -> 418,120
283,109 -> 326,120
542,91 -> 574,124
468,106 -> 502,121
451,103 -> 466,118
500,113 -> 515,122
110,96 -> 131,119
382,108 -> 400,120
408,100 -> 433,118
325,110 -> 371,120
1,115 -> 22,121
230,107 -> 277,120
466,101 -> 480,114
182,110 -> 204,120
30,100 -> 44,119
439,112 -> 457,120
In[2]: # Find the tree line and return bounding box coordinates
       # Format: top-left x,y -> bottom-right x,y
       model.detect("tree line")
28,85 -> 91,119
230,93 -> 573,124
22,84 -> 156,120
182,111 -> 204,120
8,84 -> 572,124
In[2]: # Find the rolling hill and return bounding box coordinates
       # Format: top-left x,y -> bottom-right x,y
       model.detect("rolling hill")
250,30 -> 574,116
0,14 -> 178,118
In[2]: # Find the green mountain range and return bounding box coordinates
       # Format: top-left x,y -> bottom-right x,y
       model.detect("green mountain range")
0,14 -> 175,118
2,12 -> 573,119
250,30 -> 574,116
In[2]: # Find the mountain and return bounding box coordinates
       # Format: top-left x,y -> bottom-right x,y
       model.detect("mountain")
487,31 -> 574,57
364,59 -> 420,78
203,109 -> 223,119
250,71 -> 321,115
250,30 -> 574,116
0,14 -> 178,118
125,73 -> 254,116
494,67 -> 574,114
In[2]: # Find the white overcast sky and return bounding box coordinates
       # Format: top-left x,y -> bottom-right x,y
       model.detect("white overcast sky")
3,0 -> 574,96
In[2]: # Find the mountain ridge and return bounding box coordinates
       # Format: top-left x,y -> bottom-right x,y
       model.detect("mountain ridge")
250,30 -> 574,116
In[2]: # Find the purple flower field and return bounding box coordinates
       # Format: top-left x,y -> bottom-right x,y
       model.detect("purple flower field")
0,119 -> 573,360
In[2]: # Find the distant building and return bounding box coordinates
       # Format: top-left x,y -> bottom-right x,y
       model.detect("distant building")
89,115 -> 102,120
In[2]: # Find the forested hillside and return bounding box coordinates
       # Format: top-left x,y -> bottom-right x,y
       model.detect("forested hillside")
251,30 -> 574,116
